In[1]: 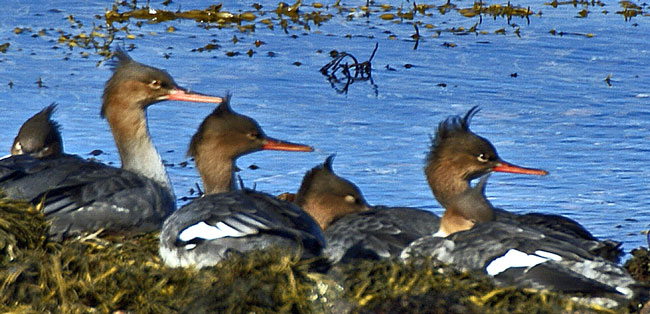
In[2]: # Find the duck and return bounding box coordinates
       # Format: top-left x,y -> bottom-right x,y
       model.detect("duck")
402,174 -> 640,307
0,47 -> 224,241
400,107 -> 638,307
423,106 -> 622,262
295,155 -> 440,264
9,103 -> 63,159
159,95 -> 324,268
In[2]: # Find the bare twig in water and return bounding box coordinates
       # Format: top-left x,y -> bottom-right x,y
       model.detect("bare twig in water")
179,182 -> 204,202
237,174 -> 256,191
237,175 -> 246,190
195,182 -> 204,196
412,24 -> 420,50
320,43 -> 379,95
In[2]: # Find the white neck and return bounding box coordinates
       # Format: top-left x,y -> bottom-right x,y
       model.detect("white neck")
120,132 -> 172,191
105,106 -> 173,194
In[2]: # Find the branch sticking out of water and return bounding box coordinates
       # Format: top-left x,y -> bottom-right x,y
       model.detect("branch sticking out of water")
319,43 -> 379,95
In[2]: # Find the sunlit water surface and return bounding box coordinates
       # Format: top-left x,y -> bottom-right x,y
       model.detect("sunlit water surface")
1,0 -> 649,259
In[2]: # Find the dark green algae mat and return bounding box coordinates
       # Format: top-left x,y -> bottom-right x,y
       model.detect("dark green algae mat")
2,196 -> 649,313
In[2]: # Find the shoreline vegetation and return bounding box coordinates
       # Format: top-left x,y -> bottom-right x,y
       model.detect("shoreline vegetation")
1,196 -> 648,313
2,1 -> 650,313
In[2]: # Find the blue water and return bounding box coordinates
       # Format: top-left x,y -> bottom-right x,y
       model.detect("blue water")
1,1 -> 649,258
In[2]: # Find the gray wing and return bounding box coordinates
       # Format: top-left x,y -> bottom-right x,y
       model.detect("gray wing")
324,207 -> 439,264
159,190 -> 325,268
493,208 -> 623,263
402,221 -> 636,299
0,154 -> 175,240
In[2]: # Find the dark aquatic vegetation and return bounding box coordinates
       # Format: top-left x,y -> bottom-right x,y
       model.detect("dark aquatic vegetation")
624,246 -> 650,283
2,0 -> 650,312
5,197 -> 643,313
320,43 -> 378,95
549,28 -> 595,38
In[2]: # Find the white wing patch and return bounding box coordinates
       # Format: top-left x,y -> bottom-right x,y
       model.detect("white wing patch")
615,286 -> 633,297
534,250 -> 562,261
179,221 -> 251,242
486,249 -> 560,276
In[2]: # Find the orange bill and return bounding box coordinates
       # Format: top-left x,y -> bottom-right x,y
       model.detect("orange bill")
493,161 -> 548,176
167,89 -> 224,103
263,138 -> 313,152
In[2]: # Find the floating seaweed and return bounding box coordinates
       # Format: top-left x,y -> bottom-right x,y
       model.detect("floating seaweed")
545,0 -> 649,22
545,0 -> 606,8
458,1 -> 534,25
319,43 -> 378,95
549,28 -> 595,38
617,1 -> 646,22
12,0 -> 650,64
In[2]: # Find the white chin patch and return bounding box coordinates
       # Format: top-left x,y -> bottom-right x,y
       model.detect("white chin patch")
486,249 -> 559,276
178,221 -> 249,242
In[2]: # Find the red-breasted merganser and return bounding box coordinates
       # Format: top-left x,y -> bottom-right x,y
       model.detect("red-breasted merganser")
9,104 -> 63,159
400,107 -> 638,306
0,48 -> 224,241
423,106 -> 622,261
159,95 -> 324,268
402,175 -> 639,307
295,155 -> 440,264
